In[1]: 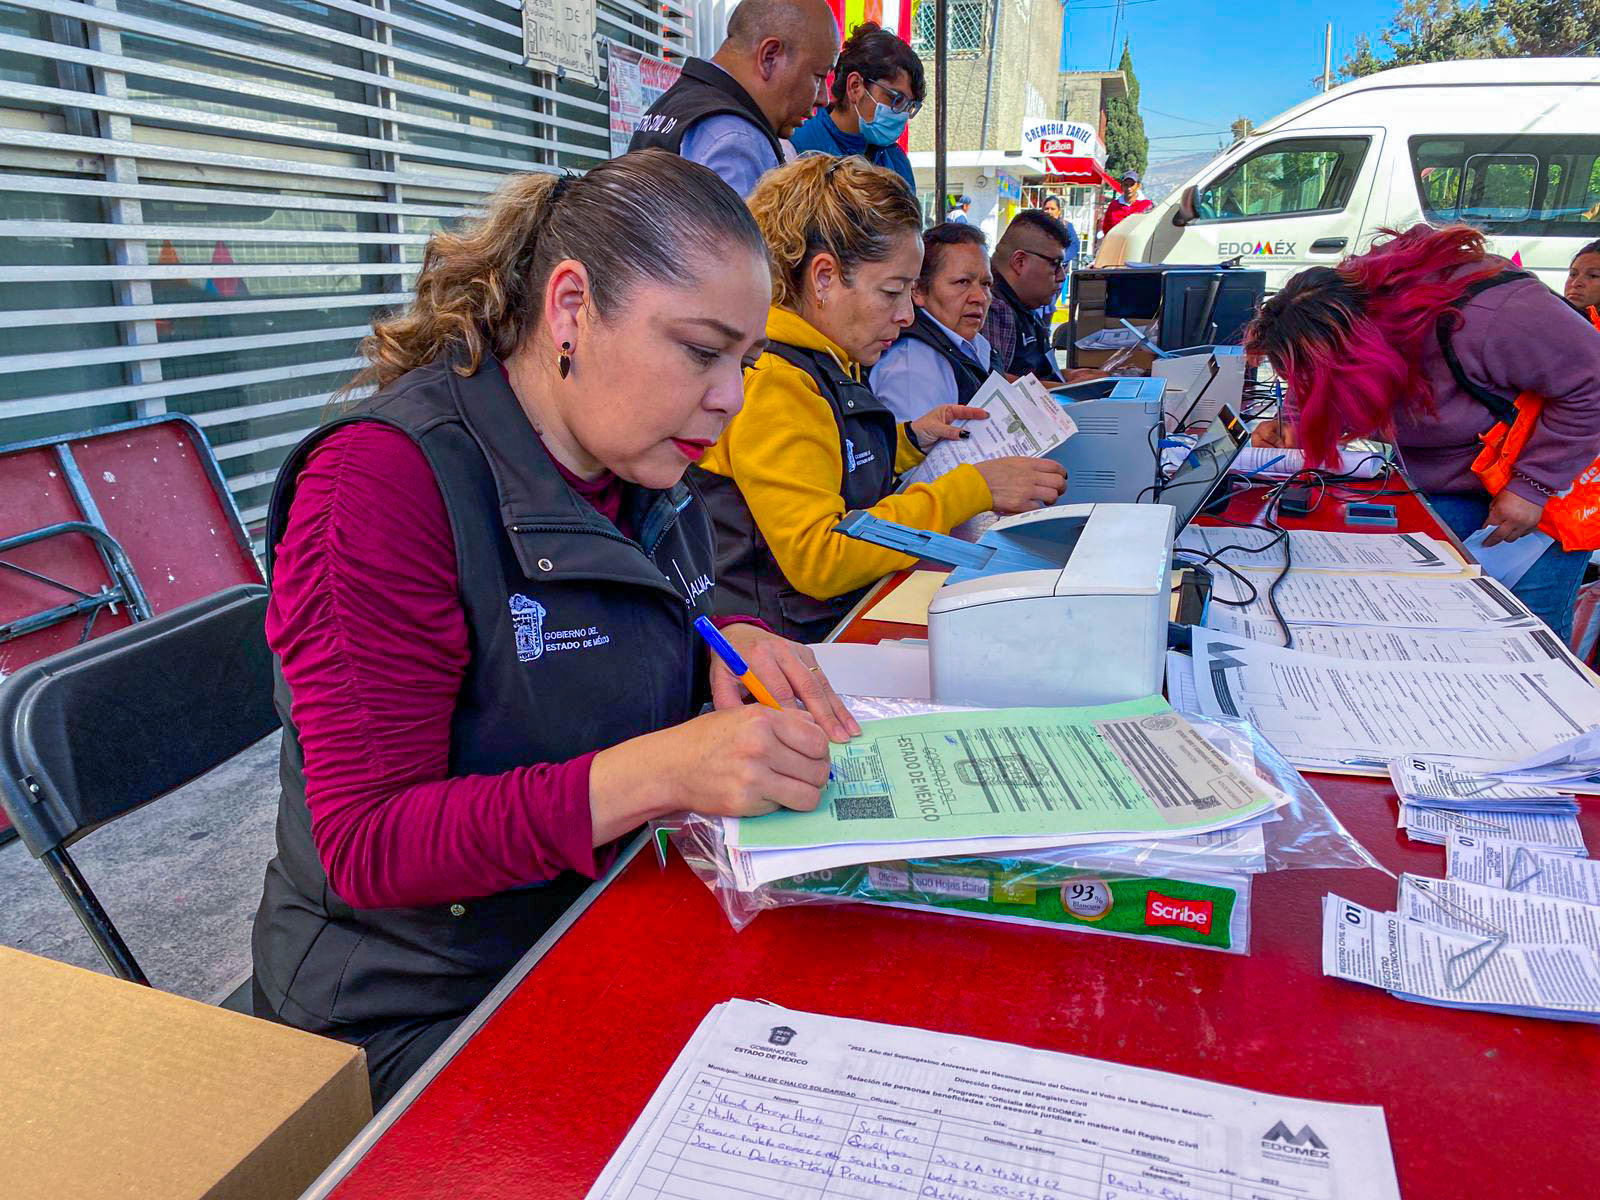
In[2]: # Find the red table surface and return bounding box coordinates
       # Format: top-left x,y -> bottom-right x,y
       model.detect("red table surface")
325,480 -> 1600,1200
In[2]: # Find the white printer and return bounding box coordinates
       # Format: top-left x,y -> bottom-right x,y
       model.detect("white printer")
834,503 -> 1175,707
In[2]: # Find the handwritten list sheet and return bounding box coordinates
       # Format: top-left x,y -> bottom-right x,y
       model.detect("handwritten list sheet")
587,1000 -> 1398,1200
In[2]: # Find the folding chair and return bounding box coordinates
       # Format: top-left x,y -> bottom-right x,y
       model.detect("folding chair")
0,585 -> 278,1007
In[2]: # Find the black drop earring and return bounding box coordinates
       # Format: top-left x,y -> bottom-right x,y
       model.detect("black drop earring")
558,340 -> 572,379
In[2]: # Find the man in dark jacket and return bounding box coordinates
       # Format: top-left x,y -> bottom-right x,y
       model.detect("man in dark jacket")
629,0 -> 838,196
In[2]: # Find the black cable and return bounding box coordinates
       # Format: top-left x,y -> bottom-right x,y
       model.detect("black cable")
1173,547 -> 1262,607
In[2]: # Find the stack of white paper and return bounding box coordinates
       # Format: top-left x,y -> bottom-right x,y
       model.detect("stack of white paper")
1447,831 -> 1600,901
1323,893 -> 1600,1023
1395,802 -> 1587,853
1470,726 -> 1600,790
1187,627 -> 1600,776
718,695 -> 1287,894
1177,525 -> 1471,575
1386,751 -> 1590,851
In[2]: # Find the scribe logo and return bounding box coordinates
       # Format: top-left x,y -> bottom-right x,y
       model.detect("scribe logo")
1145,892 -> 1213,935
768,1026 -> 797,1046
1261,1122 -> 1331,1167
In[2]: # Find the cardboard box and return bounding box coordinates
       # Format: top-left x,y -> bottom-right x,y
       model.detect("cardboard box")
0,945 -> 371,1200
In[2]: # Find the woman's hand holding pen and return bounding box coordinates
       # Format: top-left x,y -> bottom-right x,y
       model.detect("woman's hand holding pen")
712,623 -> 859,743
587,621 -> 856,841
589,706 -> 833,839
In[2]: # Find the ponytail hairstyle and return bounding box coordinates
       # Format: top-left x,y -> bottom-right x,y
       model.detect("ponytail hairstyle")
1244,223 -> 1500,465
348,149 -> 767,393
747,154 -> 923,310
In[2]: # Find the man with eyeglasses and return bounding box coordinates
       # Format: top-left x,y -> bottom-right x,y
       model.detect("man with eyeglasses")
629,0 -> 839,197
790,21 -> 924,193
982,209 -> 1076,383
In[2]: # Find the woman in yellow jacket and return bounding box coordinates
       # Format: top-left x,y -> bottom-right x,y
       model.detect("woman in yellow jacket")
693,155 -> 1067,642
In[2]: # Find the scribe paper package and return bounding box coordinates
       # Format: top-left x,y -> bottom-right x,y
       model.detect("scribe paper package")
656,704 -> 1381,937
767,856 -> 1253,953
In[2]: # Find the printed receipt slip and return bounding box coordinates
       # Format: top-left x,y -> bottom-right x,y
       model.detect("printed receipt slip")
585,1000 -> 1400,1200
1322,895 -> 1600,1023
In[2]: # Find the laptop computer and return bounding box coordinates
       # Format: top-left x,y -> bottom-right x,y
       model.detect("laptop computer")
1155,404 -> 1250,533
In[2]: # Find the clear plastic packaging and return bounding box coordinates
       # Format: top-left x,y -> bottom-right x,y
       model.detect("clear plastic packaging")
655,705 -> 1386,945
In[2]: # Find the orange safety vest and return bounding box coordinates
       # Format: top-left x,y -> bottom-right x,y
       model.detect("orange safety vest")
1439,275 -> 1600,552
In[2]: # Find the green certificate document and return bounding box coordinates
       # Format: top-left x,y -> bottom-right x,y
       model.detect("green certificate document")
728,697 -> 1282,850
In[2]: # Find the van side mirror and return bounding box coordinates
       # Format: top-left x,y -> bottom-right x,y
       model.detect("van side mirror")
1173,185 -> 1198,227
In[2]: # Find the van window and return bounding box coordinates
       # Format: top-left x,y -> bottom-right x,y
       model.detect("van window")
1192,138 -> 1371,223
1411,135 -> 1600,236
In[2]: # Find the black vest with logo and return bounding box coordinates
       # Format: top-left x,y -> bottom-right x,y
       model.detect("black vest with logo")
899,307 -> 995,406
253,355 -> 717,1033
628,57 -> 784,164
992,273 -> 1062,383
692,343 -> 899,643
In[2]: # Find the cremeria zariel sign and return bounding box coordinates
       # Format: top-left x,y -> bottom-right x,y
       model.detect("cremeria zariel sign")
1020,120 -> 1106,181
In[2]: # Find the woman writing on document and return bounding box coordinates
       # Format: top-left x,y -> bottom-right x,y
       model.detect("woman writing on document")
692,155 -> 1066,643
1246,224 -> 1600,640
252,152 -> 857,1106
869,222 -> 997,421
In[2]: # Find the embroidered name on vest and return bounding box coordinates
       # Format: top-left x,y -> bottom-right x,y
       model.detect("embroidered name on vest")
669,559 -> 714,606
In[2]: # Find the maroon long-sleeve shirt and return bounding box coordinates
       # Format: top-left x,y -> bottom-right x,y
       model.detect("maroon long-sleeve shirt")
266,422 -> 627,909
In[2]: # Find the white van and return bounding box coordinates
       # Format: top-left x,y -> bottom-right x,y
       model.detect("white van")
1112,58 -> 1600,292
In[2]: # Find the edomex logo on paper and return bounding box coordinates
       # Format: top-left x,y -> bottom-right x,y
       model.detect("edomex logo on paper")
768,1026 -> 797,1046
1261,1122 -> 1331,1167
1145,891 -> 1213,935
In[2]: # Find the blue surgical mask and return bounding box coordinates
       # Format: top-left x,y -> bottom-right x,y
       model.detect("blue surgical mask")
857,96 -> 910,146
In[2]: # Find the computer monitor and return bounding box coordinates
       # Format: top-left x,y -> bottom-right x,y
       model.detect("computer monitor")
1156,405 -> 1249,531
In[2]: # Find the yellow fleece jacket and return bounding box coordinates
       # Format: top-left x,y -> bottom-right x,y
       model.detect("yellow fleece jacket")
698,306 -> 993,601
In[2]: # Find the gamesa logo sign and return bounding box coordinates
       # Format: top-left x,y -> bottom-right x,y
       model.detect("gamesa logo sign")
1261,1121 -> 1330,1167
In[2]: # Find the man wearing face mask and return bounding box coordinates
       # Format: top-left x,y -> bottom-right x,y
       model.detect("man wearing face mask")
630,0 -> 839,197
789,22 -> 923,193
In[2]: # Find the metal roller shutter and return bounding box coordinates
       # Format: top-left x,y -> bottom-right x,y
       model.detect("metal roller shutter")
0,0 -> 690,540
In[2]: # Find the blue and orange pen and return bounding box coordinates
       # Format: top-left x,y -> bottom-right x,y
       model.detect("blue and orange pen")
692,615 -> 784,711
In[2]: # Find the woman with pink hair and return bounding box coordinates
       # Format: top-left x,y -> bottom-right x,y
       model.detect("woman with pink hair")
1245,224 -> 1600,640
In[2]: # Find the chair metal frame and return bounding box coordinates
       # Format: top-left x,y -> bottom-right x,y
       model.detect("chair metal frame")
0,584 -> 277,986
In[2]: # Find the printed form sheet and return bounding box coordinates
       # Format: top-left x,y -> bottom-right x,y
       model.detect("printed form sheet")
1176,526 -> 1468,574
1208,617 -> 1583,667
586,999 -> 1400,1200
1188,629 -> 1600,773
901,373 -> 1076,487
1204,571 -> 1536,634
